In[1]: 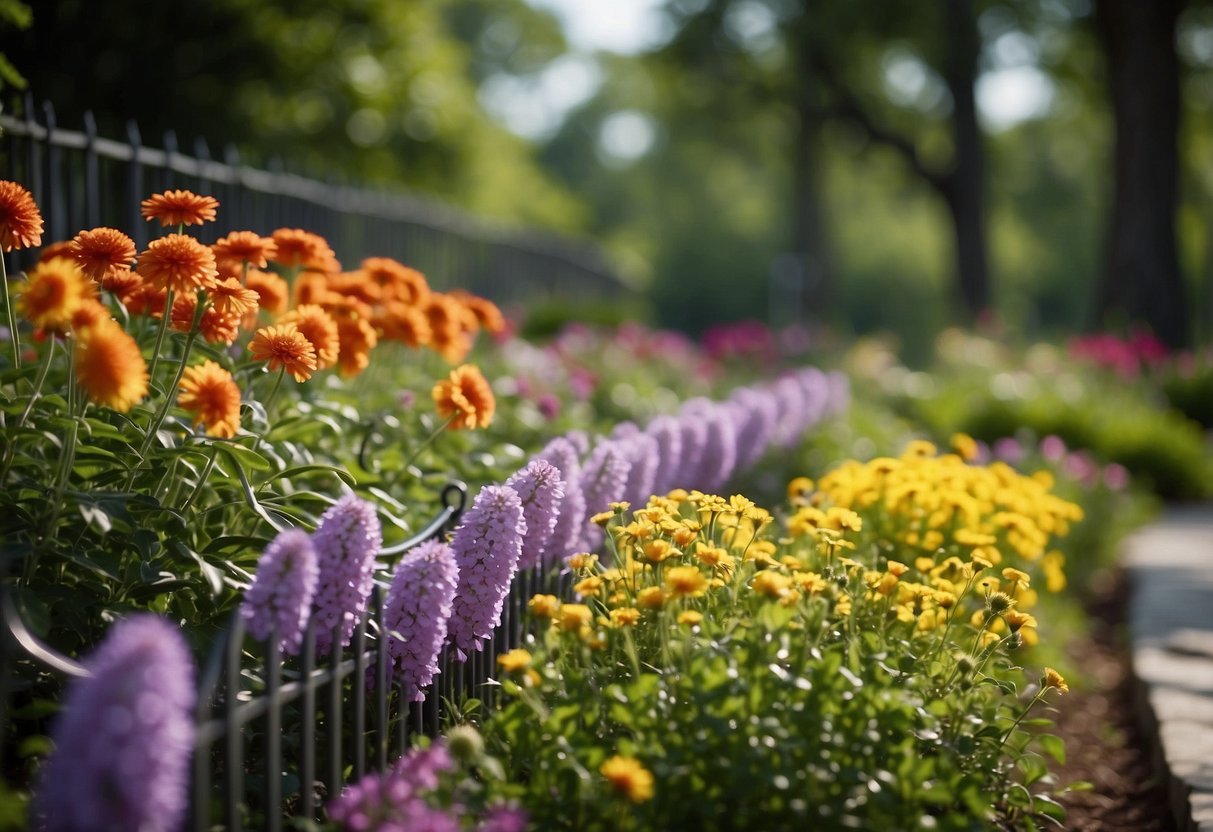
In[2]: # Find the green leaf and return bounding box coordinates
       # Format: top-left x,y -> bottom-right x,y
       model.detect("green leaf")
1037,733 -> 1065,765
257,463 -> 357,490
214,441 -> 272,473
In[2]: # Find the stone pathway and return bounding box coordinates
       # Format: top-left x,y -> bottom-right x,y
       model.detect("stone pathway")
1124,506 -> 1213,832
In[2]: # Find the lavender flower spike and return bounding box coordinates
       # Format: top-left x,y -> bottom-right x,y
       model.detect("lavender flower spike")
384,540 -> 460,701
645,415 -> 683,496
35,615 -> 196,832
447,485 -> 526,661
312,495 -> 383,655
536,437 -> 586,565
241,528 -> 319,654
504,459 -> 565,571
578,439 -> 632,552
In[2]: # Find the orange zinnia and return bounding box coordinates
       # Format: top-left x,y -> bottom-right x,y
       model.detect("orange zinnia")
377,302 -> 431,348
17,257 -> 94,333
366,258 -> 429,304
74,319 -> 149,412
334,315 -> 377,378
246,269 -> 289,315
69,227 -> 137,288
279,304 -> 340,370
270,228 -> 336,272
137,234 -> 219,295
208,277 -> 260,319
140,189 -> 219,227
0,181 -> 44,251
70,299 -> 113,333
179,360 -> 242,438
328,270 -> 380,306
249,323 -> 318,382
211,230 -> 277,271
431,363 -> 495,430
450,290 -> 506,335
171,292 -> 240,345
120,281 -> 168,318
38,241 -> 75,263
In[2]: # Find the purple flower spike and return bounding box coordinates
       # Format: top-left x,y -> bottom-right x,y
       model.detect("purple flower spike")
312,495 -> 383,655
645,415 -> 683,495
35,615 -> 196,832
327,744 -> 459,832
447,485 -> 526,661
504,459 -> 565,571
728,388 -> 778,471
682,399 -> 737,493
579,439 -> 632,551
479,805 -> 529,832
674,402 -> 710,490
384,540 -> 460,701
621,432 -> 659,506
536,437 -> 586,565
241,528 -> 319,655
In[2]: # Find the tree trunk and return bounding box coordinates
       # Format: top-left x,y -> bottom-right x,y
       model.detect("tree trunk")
942,0 -> 991,322
791,102 -> 833,323
1095,0 -> 1187,347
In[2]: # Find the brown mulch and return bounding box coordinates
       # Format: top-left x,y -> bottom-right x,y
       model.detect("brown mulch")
1049,570 -> 1175,831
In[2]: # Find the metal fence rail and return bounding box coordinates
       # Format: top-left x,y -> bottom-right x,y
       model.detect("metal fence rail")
0,480 -> 566,829
0,96 -> 626,304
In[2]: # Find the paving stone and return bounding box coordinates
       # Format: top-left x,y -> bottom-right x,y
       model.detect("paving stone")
1192,792 -> 1213,828
1135,646 -> 1213,695
1148,686 -> 1213,726
1165,629 -> 1213,661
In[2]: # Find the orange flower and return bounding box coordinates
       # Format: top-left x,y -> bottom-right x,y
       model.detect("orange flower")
292,271 -> 334,308
376,302 -> 431,347
279,304 -> 340,369
270,228 -> 336,271
432,364 -> 495,430
0,181 -> 44,251
250,323 -> 318,382
179,360 -> 242,438
422,293 -> 474,361
120,281 -> 168,318
38,241 -> 75,262
17,257 -> 93,332
74,320 -> 149,412
334,315 -> 377,378
140,189 -> 219,226
449,290 -> 506,335
362,257 -> 430,304
246,269 -> 289,315
70,299 -> 113,333
171,292 -> 240,345
208,277 -> 260,319
211,231 -> 277,271
328,270 -> 380,307
137,234 -> 219,294
69,227 -> 137,288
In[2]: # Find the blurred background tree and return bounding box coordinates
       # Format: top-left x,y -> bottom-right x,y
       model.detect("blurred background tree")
6,0 -> 1213,357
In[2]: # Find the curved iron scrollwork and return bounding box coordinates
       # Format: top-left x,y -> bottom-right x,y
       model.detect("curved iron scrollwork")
378,480 -> 468,557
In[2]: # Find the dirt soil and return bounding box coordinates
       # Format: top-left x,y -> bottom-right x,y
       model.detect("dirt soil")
1051,571 -> 1175,832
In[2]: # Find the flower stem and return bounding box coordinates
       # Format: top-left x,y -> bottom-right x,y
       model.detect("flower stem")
2,254 -> 20,370
0,335 -> 56,484
393,413 -> 457,482
180,442 -> 220,514
250,367 -> 286,454
144,287 -> 175,385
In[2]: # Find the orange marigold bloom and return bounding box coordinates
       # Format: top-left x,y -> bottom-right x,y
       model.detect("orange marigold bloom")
74,320 -> 149,412
270,228 -> 336,271
171,292 -> 240,345
432,364 -> 495,430
334,315 -> 377,378
211,230 -> 276,271
120,281 -> 168,318
279,304 -> 340,370
179,360 -> 242,438
70,299 -> 113,333
17,257 -> 93,332
0,181 -> 44,251
208,277 -> 260,319
362,257 -> 430,304
377,302 -> 432,347
329,270 -> 381,307
69,227 -> 137,288
137,234 -> 219,295
432,327 -> 472,364
246,269 -> 289,315
250,323 -> 318,382
38,241 -> 75,263
140,189 -> 219,227
449,290 -> 506,335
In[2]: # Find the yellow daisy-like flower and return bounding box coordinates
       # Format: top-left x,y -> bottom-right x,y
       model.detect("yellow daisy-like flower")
178,360 -> 242,438
431,363 -> 496,430
609,607 -> 641,627
600,756 -> 654,804
73,320 -> 149,412
557,604 -> 593,632
528,594 -> 560,618
677,610 -> 703,626
17,256 -> 93,332
664,566 -> 708,599
496,648 -> 532,673
1043,667 -> 1069,694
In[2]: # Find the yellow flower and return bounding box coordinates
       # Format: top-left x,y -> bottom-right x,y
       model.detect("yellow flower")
950,432 -> 979,462
664,566 -> 708,599
18,257 -> 92,332
642,539 -> 677,563
73,320 -> 149,412
787,476 -> 814,503
609,607 -> 641,627
496,649 -> 532,673
528,594 -> 561,619
574,576 -> 604,597
637,587 -> 666,609
1002,567 -> 1031,588
677,610 -> 703,626
590,510 -> 616,527
566,553 -> 597,571
557,604 -> 593,632
886,560 -> 909,577
1004,610 -> 1038,632
1043,667 -> 1069,694
751,570 -> 793,600
600,756 -> 654,803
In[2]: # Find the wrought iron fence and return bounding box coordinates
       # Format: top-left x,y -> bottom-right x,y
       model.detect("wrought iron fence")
0,95 -> 626,304
0,480 -> 566,830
